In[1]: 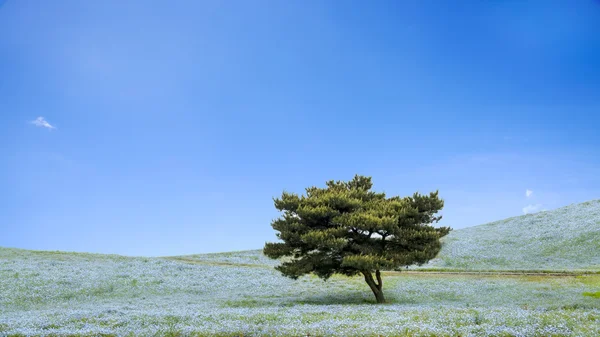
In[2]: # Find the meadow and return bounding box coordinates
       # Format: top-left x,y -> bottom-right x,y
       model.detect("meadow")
1,200 -> 599,336
415,200 -> 600,272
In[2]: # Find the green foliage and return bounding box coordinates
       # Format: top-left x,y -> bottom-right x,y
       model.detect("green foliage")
583,291 -> 600,298
264,175 -> 450,299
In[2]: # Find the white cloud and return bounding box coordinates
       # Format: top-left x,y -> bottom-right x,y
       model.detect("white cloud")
522,204 -> 542,214
30,116 -> 56,130
525,189 -> 533,198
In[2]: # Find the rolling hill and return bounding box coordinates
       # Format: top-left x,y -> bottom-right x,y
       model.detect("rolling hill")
178,199 -> 600,273
1,199 -> 599,336
416,199 -> 600,271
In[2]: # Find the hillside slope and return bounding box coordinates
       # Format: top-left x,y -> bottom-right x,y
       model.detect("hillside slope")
417,199 -> 600,271
175,200 -> 600,272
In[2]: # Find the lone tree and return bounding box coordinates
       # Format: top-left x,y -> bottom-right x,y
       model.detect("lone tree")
264,175 -> 450,303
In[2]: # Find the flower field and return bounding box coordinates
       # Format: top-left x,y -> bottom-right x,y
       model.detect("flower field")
1,200 -> 599,336
415,200 -> 600,272
1,246 -> 599,336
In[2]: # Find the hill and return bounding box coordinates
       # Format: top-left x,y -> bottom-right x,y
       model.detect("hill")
176,199 -> 600,273
1,199 -> 600,335
415,199 -> 600,271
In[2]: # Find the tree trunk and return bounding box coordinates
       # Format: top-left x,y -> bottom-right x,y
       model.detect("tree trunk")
362,270 -> 386,303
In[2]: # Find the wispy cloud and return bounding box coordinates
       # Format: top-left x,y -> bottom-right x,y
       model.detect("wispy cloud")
525,189 -> 533,198
522,204 -> 542,214
30,117 -> 56,130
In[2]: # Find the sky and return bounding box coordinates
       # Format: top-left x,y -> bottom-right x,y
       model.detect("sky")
1,0 -> 599,257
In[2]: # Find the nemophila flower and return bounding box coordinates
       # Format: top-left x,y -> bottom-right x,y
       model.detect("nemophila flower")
1,243 -> 599,336
416,200 -> 600,272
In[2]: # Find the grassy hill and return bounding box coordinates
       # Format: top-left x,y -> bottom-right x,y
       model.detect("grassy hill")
415,199 -> 600,272
178,199 -> 600,273
1,199 -> 599,336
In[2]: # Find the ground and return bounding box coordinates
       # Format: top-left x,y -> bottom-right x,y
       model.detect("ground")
2,200 -> 599,336
412,200 -> 600,272
1,248 -> 599,337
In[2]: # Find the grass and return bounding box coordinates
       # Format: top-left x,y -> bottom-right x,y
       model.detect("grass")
1,246 -> 599,336
583,291 -> 600,298
1,199 -> 599,336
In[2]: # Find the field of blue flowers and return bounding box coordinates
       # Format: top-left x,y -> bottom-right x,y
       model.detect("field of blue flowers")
416,200 -> 600,272
1,246 -> 599,337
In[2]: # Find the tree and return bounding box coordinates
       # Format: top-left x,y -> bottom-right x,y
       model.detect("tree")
263,175 -> 450,303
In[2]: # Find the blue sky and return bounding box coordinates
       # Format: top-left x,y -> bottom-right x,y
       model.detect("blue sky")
1,0 -> 599,256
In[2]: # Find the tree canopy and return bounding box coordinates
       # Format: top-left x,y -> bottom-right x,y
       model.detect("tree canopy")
263,175 -> 450,303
